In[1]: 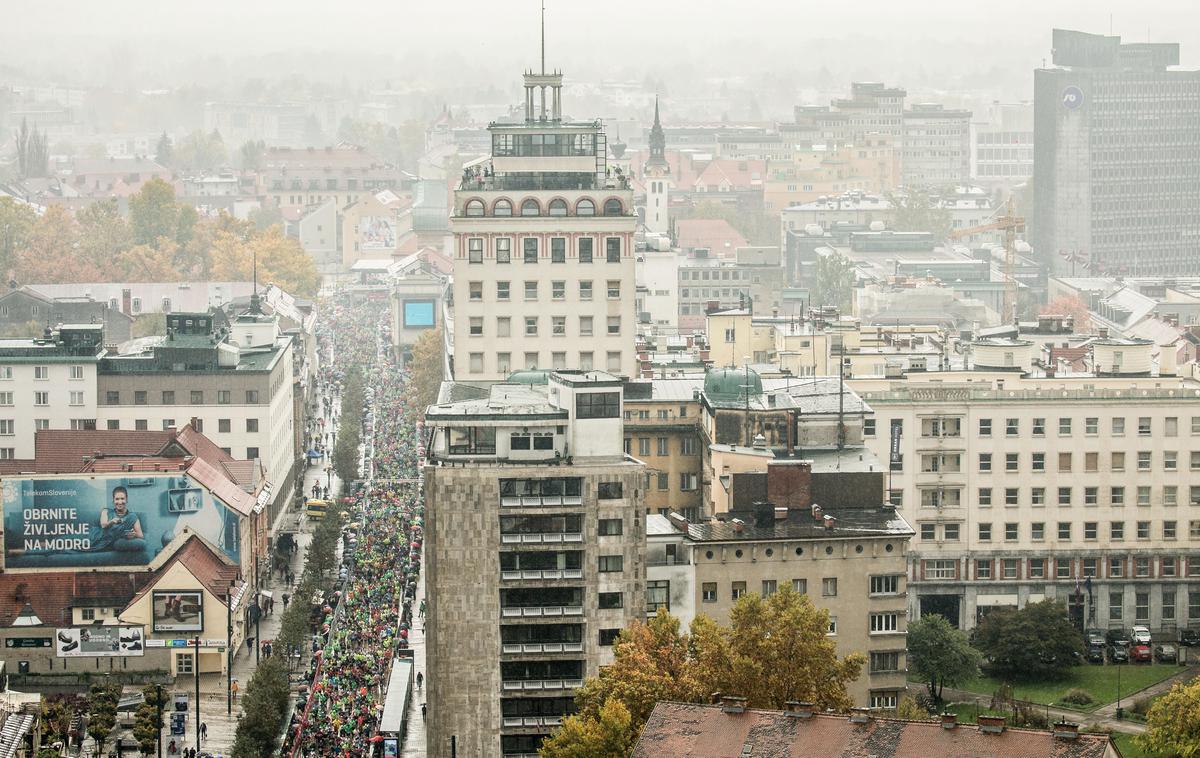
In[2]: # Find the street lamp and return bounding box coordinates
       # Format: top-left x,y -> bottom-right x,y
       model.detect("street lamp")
227,580 -> 235,716
193,635 -> 201,752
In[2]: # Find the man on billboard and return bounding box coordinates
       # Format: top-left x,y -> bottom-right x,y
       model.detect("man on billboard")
90,486 -> 145,553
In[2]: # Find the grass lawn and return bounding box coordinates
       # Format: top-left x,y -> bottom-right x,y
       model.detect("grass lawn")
948,664 -> 1184,711
1110,732 -> 1168,758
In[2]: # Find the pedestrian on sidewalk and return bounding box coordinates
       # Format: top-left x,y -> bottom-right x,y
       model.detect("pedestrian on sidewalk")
421,702 -> 426,721
416,671 -> 423,690
231,678 -> 239,702
200,722 -> 207,741
282,593 -> 290,609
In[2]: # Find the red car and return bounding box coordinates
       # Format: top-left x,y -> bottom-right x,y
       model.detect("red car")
1131,644 -> 1152,663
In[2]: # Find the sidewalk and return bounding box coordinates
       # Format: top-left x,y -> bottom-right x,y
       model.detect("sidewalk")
401,551 -> 428,757
166,417 -> 343,755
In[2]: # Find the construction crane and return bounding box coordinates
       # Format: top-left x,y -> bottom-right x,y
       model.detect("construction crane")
947,198 -> 1025,322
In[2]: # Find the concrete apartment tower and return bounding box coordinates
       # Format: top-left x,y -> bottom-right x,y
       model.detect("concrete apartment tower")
424,370 -> 646,756
1033,28 -> 1200,276
643,97 -> 671,236
450,40 -> 637,381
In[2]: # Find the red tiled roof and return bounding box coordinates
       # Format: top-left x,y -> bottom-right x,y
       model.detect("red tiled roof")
675,219 -> 749,255
693,158 -> 766,192
187,456 -> 255,516
29,430 -> 177,473
125,536 -> 241,612
633,703 -> 1114,758
0,571 -> 149,628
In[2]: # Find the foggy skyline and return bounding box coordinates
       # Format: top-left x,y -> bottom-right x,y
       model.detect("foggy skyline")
4,0 -> 1200,108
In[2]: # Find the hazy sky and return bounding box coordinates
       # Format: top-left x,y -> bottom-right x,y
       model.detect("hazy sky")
4,0 -> 1199,101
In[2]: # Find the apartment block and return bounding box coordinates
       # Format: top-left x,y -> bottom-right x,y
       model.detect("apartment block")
622,380 -> 705,519
424,371 -> 645,757
851,345 -> 1200,632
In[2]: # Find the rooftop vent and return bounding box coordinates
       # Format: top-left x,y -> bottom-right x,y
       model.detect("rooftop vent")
720,696 -> 748,714
940,713 -> 957,730
849,707 -> 871,725
784,701 -> 815,719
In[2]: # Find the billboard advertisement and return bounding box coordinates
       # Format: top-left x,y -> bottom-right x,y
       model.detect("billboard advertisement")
402,300 -> 435,329
359,216 -> 396,251
2,476 -> 241,570
56,626 -> 144,658
153,591 -> 204,632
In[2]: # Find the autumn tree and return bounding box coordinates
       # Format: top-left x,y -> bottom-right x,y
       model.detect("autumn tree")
129,177 -> 183,246
566,588 -> 863,752
907,613 -> 980,702
173,129 -> 227,170
409,328 -> 445,410
208,224 -> 319,297
539,698 -> 637,758
1138,676 -> 1200,758
14,205 -> 92,283
1040,294 -> 1092,332
76,198 -> 133,269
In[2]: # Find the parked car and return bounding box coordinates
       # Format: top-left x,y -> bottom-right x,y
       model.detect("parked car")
1107,628 -> 1132,647
1131,644 -> 1153,663
1109,645 -> 1129,664
1154,643 -> 1178,663
1180,628 -> 1200,647
1086,643 -> 1106,664
1131,625 -> 1152,644
1086,628 -> 1107,647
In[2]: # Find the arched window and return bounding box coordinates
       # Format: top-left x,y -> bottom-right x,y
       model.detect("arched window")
493,199 -> 513,217
603,198 -> 624,216
520,198 -> 541,217
464,199 -> 485,217
576,198 -> 596,216
548,198 -> 568,217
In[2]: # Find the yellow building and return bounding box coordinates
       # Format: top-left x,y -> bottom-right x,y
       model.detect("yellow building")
341,189 -> 415,268
763,136 -> 899,214
623,381 -> 705,520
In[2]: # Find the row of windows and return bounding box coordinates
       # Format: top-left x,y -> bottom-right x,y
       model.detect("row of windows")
974,450 -> 1196,473
927,557 -> 1200,585
0,390 -> 87,407
915,484 -> 1200,508
623,436 -> 699,457
700,575 -> 902,602
462,197 -> 624,218
104,389 -> 261,405
466,278 -> 621,302
0,365 -> 87,380
465,351 -> 623,375
923,518 -> 1200,543
465,235 -> 622,263
887,414 -> 1197,438
468,314 -> 622,339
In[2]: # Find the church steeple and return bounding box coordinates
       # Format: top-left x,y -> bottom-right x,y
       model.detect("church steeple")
646,96 -> 667,172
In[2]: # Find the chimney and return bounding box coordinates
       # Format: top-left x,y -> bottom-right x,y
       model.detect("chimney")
940,713 -> 957,730
977,715 -> 1006,734
849,707 -> 871,724
823,514 -> 837,530
709,691 -> 723,705
1053,722 -> 1079,741
121,288 -> 132,316
768,460 -> 812,509
784,701 -> 815,719
731,518 -> 745,533
720,696 -> 747,714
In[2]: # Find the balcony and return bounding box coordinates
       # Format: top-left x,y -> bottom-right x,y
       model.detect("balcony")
501,679 -> 585,692
646,556 -> 691,567
502,716 -> 562,728
501,494 -> 584,508
501,532 -> 584,545
502,642 -> 585,654
501,605 -> 585,618
501,569 -> 584,581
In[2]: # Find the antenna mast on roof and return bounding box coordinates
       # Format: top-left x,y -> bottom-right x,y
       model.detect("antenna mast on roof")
541,0 -> 546,75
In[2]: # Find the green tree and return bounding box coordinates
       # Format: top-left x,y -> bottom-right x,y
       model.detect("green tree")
238,139 -> 267,172
539,698 -> 637,758
129,178 -> 181,246
887,188 -> 953,241
15,118 -> 48,179
972,600 -> 1084,681
155,131 -> 173,166
1138,676 -> 1200,758
810,252 -> 855,311
173,129 -> 227,171
0,196 -> 38,274
132,685 -> 164,756
231,657 -> 290,758
85,683 -> 120,757
907,614 -> 981,702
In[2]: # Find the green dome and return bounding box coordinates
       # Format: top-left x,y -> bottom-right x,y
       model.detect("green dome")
506,369 -> 551,385
704,366 -> 763,402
